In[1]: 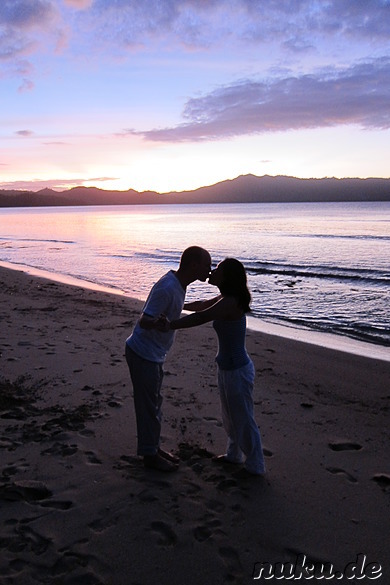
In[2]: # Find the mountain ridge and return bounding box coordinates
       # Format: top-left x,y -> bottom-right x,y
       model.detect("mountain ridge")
1,174 -> 389,207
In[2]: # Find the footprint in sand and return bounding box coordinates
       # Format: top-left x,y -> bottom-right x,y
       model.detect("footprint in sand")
118,454 -> 139,466
219,546 -> 244,580
151,521 -> 177,546
194,525 -> 212,542
371,474 -> 390,492
79,428 -> 95,437
328,441 -> 362,452
0,480 -> 52,502
3,460 -> 29,478
138,489 -> 159,503
17,525 -> 52,555
217,478 -> 238,492
89,515 -> 120,533
41,443 -> 78,457
194,510 -> 223,542
107,400 -> 122,408
206,499 -> 225,513
40,499 -> 73,510
326,467 -> 357,483
181,480 -> 202,496
85,451 -> 102,465
49,550 -> 103,582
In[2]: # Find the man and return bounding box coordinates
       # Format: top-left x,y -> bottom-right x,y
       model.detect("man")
125,246 -> 212,471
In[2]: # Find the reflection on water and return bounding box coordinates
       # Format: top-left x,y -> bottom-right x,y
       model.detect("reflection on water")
1,202 -> 389,347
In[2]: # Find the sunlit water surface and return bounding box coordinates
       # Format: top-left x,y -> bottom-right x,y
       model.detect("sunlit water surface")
1,202 -> 389,349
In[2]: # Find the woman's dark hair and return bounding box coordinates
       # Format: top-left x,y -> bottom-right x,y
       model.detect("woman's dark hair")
219,258 -> 251,313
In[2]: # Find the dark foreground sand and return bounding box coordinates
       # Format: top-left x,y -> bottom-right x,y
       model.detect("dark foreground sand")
0,265 -> 389,584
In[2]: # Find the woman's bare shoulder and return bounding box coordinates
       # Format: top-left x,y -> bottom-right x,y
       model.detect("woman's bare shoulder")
218,295 -> 243,319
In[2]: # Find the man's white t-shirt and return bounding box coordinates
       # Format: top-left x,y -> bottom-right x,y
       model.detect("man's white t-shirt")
126,271 -> 185,363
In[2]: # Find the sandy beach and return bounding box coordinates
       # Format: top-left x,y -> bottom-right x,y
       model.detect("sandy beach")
1,264 -> 389,584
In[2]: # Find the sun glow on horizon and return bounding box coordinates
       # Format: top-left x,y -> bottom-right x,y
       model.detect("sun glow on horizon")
2,125 -> 389,194
1,2 -> 390,193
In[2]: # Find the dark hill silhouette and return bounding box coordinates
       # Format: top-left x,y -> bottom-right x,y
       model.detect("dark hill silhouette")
0,174 -> 389,207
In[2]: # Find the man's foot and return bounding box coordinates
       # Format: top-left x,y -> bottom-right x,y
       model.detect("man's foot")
143,454 -> 178,472
158,448 -> 180,464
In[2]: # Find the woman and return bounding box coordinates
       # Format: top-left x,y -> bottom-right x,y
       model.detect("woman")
162,258 -> 265,476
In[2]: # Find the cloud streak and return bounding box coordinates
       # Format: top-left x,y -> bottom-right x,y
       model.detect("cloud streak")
128,58 -> 390,142
0,176 -> 118,191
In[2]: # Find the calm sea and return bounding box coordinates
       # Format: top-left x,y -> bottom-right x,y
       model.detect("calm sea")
1,202 -> 389,350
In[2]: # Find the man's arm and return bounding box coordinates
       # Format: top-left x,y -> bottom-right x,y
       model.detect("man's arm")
138,282 -> 172,329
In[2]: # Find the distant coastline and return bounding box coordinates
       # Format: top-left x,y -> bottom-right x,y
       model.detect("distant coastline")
1,174 -> 390,207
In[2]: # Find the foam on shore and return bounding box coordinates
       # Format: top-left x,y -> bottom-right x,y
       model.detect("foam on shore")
2,259 -> 388,362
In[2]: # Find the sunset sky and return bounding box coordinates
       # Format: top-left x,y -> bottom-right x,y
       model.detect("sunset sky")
1,0 -> 390,193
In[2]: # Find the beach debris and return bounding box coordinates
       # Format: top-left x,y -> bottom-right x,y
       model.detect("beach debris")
328,441 -> 363,451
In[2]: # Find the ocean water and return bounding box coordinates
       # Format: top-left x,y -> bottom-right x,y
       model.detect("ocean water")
1,202 -> 389,349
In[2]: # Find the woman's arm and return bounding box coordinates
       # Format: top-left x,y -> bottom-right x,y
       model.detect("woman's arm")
183,295 -> 222,312
139,313 -> 163,330
171,296 -> 238,330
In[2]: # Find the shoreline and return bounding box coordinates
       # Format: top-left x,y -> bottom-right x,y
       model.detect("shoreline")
1,259 -> 389,362
1,262 -> 389,583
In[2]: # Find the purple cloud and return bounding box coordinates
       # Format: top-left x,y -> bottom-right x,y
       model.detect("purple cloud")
240,0 -> 390,43
89,0 -> 390,51
129,58 -> 390,142
2,1 -> 389,63
15,129 -> 34,136
2,0 -> 390,91
0,0 -> 58,88
0,0 -> 55,29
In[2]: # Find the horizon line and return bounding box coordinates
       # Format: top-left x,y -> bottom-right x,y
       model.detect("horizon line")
2,173 -> 390,195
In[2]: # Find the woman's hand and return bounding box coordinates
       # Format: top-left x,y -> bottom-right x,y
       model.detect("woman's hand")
154,314 -> 171,332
